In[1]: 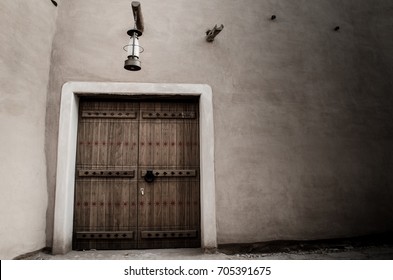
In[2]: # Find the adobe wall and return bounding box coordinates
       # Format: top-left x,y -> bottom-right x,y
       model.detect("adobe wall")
45,0 -> 393,248
0,0 -> 58,259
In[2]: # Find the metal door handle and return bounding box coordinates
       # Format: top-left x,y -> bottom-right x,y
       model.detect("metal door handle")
140,188 -> 144,196
144,170 -> 155,183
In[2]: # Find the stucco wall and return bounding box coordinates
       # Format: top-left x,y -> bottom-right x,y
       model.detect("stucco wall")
0,1 -> 58,259
45,0 -> 393,247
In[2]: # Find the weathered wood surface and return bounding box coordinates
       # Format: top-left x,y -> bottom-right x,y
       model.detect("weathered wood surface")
73,99 -> 200,250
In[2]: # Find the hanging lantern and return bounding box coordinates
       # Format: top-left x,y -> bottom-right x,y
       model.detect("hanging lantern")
124,1 -> 144,71
124,29 -> 143,71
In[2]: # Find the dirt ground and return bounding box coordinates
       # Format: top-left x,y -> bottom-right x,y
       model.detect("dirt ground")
17,233 -> 393,260
19,245 -> 393,260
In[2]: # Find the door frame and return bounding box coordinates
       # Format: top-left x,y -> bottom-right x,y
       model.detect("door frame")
52,82 -> 217,254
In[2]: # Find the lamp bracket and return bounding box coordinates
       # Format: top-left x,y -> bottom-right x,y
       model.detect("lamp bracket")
131,1 -> 144,33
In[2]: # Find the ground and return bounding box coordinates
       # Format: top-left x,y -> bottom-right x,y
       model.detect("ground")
18,233 -> 393,260
20,245 -> 393,260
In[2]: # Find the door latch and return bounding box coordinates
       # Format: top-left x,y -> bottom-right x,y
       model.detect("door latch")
140,188 -> 144,196
144,170 -> 155,183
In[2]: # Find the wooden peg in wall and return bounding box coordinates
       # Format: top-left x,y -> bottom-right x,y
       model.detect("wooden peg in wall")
206,24 -> 224,42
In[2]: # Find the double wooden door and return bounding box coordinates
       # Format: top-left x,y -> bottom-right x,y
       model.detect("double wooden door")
73,99 -> 200,250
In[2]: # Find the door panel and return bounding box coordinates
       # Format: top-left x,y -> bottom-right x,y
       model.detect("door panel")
73,101 -> 139,250
73,99 -> 200,250
137,102 -> 200,248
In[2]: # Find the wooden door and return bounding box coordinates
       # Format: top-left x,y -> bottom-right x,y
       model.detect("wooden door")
72,99 -> 200,250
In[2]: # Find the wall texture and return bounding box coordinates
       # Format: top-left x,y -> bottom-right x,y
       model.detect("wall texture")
43,0 -> 393,247
0,0 -> 58,259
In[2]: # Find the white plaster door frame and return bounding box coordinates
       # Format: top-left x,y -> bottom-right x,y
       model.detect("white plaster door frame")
52,82 -> 217,254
